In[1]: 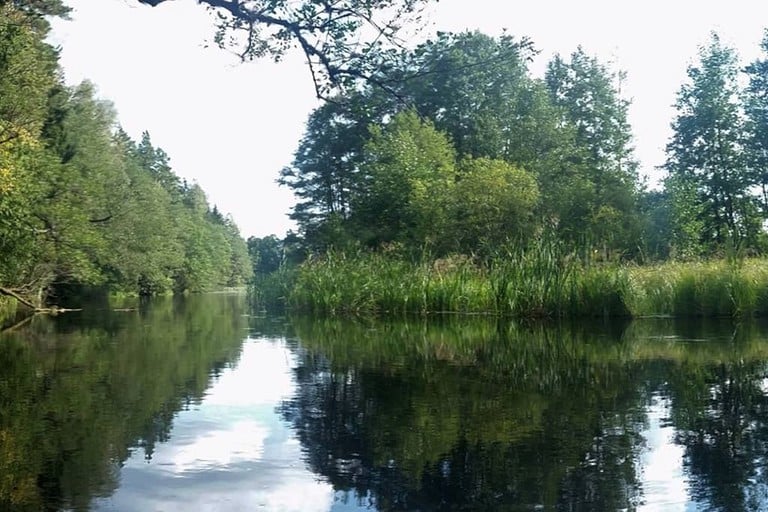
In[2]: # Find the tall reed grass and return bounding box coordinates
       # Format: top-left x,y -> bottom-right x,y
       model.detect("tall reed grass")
253,248 -> 768,318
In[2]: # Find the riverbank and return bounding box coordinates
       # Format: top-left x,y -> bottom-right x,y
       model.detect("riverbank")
254,252 -> 768,318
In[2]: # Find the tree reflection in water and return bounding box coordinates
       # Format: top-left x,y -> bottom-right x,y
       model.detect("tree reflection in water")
5,306 -> 768,511
278,317 -> 768,511
0,294 -> 247,512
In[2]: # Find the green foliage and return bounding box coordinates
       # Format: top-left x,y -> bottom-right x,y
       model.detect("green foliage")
247,235 -> 282,275
280,32 -> 642,259
545,47 -> 640,252
0,4 -> 57,145
745,29 -> 768,221
353,111 -> 456,250
453,157 -> 539,252
0,5 -> 251,300
665,33 -> 756,253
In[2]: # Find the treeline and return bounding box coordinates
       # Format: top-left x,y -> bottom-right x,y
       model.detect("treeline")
265,30 -> 768,262
0,1 -> 251,304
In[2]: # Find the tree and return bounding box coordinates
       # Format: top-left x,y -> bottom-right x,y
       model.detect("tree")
247,235 -> 282,275
545,48 -> 640,253
452,157 -> 539,253
278,98 -> 371,250
397,31 -> 538,160
136,0 -> 436,98
352,110 -> 455,251
0,4 -> 58,147
744,30 -> 768,219
665,33 -> 755,253
280,32 -> 574,253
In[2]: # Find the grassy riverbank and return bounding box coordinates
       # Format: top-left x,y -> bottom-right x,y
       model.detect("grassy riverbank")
253,249 -> 768,318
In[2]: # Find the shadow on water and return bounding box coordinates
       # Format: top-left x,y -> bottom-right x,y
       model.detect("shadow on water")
269,315 -> 768,511
0,293 -> 248,512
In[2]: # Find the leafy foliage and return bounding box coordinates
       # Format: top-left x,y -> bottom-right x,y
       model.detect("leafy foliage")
278,32 -> 642,258
665,34 -> 756,254
0,3 -> 252,300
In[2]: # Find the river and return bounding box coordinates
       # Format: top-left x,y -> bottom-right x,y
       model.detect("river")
1,293 -> 767,511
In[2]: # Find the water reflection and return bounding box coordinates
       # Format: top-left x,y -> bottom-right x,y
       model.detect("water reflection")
6,303 -> 768,510
280,317 -> 768,511
0,294 -> 249,511
94,339 -> 335,512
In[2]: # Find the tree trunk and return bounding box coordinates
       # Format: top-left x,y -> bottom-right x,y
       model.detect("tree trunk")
0,287 -> 38,310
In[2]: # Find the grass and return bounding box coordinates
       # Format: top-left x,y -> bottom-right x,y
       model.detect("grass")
253,248 -> 768,318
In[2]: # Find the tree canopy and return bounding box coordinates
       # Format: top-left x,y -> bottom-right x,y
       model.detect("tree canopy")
279,31 -> 642,258
0,1 -> 252,304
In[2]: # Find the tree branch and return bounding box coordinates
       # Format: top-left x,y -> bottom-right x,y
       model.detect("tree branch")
136,0 -> 435,100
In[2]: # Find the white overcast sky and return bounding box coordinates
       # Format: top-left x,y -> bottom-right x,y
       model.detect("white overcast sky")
49,0 -> 768,238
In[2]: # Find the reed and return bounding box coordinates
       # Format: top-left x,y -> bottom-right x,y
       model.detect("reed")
254,249 -> 768,318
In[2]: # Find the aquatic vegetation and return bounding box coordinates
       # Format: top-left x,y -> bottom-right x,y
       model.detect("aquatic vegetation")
255,250 -> 768,318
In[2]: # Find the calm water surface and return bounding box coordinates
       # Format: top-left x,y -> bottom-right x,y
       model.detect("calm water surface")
2,293 -> 768,511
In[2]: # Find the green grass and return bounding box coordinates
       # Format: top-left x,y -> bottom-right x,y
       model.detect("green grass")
253,250 -> 768,318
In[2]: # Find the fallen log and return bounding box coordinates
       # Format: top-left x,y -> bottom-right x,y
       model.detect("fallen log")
0,287 -> 81,315
0,286 -> 38,310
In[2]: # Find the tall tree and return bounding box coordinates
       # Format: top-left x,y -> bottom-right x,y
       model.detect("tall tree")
399,31 -> 539,161
744,30 -> 768,218
278,97 -> 374,251
545,48 -> 640,253
352,110 -> 455,251
280,32 -> 573,253
664,33 -> 755,254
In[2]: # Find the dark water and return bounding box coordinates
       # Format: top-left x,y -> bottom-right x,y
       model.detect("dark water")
3,295 -> 768,510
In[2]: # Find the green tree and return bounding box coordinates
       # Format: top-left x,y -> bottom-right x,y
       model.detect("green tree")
665,33 -> 756,253
744,29 -> 768,220
248,235 -> 283,275
280,32 -> 571,253
453,157 -> 539,253
0,2 -> 60,290
545,48 -> 640,253
0,3 -> 58,146
36,82 -> 131,286
278,98 -> 375,251
398,31 -> 537,160
103,130 -> 185,294
352,111 -> 456,251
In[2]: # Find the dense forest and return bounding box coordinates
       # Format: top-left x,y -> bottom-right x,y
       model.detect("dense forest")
244,29 -> 768,316
264,30 -> 768,261
0,0 -> 251,311
5,0 -> 768,317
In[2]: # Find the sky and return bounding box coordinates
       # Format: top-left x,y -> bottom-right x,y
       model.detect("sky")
49,0 -> 768,238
